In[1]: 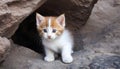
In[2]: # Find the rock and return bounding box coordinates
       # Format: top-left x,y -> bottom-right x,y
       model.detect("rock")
0,0 -> 46,64
89,56 -> 120,69
0,37 -> 10,62
0,45 -> 92,69
0,0 -> 46,38
0,44 -> 119,69
80,0 -> 120,54
38,0 -> 98,26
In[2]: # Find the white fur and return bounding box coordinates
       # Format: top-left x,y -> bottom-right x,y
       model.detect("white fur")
47,18 -> 52,37
48,17 -> 51,27
56,14 -> 65,27
42,29 -> 74,63
36,13 -> 44,26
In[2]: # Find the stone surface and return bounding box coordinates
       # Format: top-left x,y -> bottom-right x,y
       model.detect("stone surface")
89,56 -> 120,69
0,0 -> 46,38
0,43 -> 119,69
80,0 -> 120,54
1,0 -> 120,69
0,37 -> 10,62
0,0 -> 46,64
38,0 -> 97,26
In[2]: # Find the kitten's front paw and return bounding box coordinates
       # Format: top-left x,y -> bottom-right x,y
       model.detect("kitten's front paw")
62,56 -> 73,63
44,56 -> 55,62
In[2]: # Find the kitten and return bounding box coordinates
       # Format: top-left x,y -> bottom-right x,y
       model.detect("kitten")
36,13 -> 74,63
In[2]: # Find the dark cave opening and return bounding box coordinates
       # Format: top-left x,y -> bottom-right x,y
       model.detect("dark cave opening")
11,13 -> 44,54
11,0 -> 97,54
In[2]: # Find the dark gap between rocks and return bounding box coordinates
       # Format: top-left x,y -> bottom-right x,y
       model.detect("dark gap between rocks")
11,0 -> 97,54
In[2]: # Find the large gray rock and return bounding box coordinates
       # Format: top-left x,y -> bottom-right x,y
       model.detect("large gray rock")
89,56 -> 120,69
0,0 -> 46,38
80,0 -> 120,55
0,37 -> 10,62
0,41 -> 119,69
0,0 -> 46,64
38,0 -> 97,26
0,45 -> 89,69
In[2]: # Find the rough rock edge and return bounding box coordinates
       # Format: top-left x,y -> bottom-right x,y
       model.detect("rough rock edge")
0,0 -> 47,38
0,37 -> 11,63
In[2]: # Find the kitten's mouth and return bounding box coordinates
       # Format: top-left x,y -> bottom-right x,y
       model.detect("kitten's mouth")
47,38 -> 52,40
46,38 -> 55,41
44,37 -> 55,40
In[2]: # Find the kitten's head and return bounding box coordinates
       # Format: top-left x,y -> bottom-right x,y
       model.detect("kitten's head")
36,13 -> 65,40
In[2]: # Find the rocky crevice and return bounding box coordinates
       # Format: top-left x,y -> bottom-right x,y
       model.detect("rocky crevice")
12,0 -> 98,53
0,0 -> 120,69
0,0 -> 46,63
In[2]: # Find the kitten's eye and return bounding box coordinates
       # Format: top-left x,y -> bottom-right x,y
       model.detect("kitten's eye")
43,29 -> 47,32
52,29 -> 56,33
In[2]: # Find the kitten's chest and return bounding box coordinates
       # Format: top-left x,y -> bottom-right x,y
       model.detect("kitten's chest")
42,39 -> 63,52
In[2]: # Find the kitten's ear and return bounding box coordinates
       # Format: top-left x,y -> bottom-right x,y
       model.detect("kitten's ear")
56,14 -> 65,27
36,13 -> 45,26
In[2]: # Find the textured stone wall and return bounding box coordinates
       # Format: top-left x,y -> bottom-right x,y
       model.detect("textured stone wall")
0,0 -> 46,63
38,0 -> 98,29
0,37 -> 10,62
0,0 -> 46,38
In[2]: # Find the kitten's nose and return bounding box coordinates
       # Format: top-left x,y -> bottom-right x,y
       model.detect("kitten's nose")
48,35 -> 51,39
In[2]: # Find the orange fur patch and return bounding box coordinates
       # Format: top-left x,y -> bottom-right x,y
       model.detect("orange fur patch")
37,16 -> 64,36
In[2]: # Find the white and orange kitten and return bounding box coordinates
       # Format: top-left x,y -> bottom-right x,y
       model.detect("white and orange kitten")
36,13 -> 74,63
